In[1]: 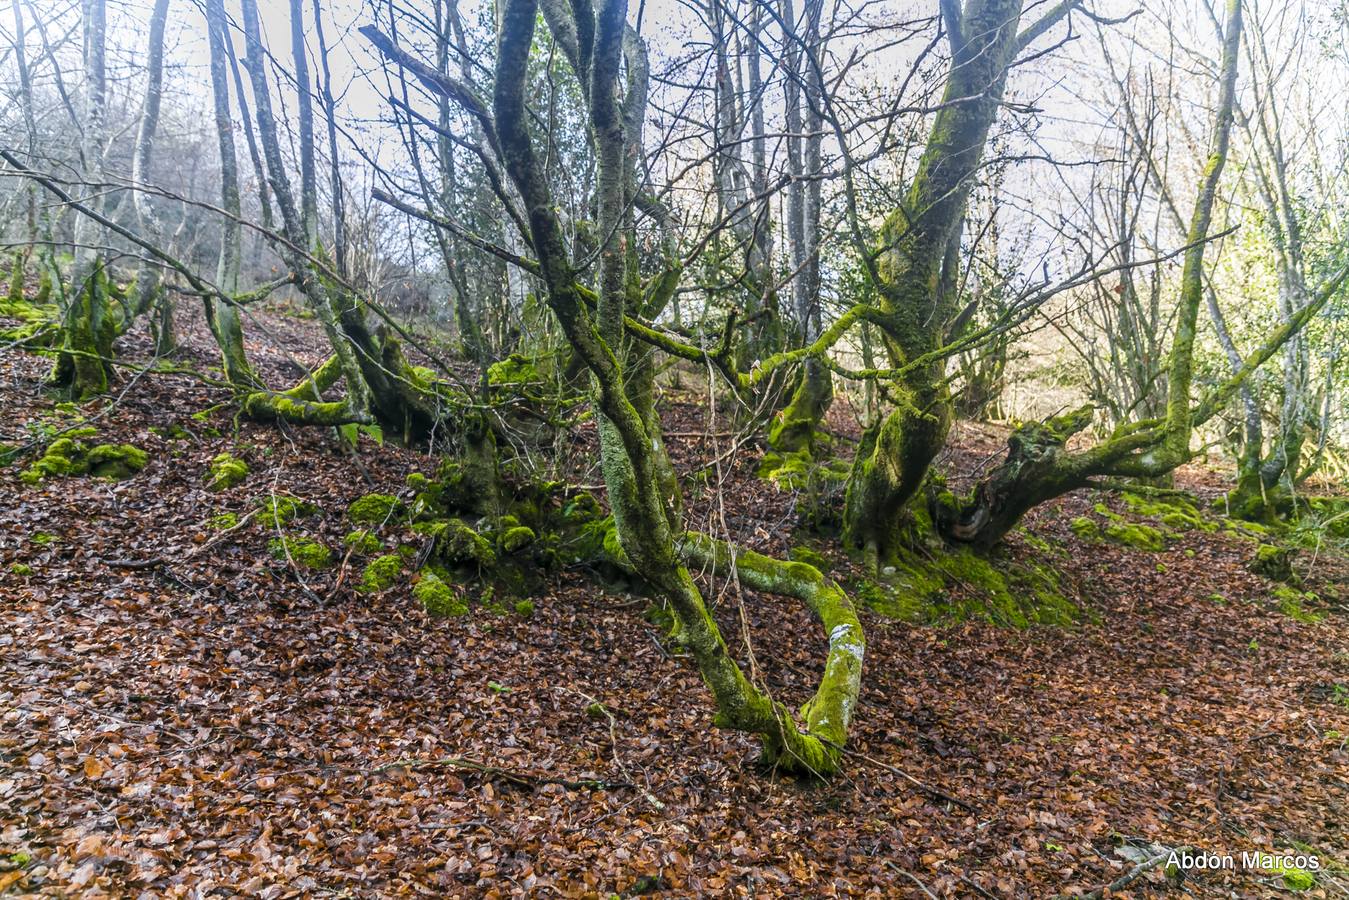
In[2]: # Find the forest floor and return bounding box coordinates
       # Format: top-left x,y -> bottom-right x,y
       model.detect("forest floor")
2,303 -> 1348,898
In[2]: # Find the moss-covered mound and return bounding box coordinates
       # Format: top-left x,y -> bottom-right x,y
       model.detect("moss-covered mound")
414,570 -> 468,617
1121,491 -> 1215,532
208,512 -> 239,531
259,494 -> 316,526
268,535 -> 332,568
347,493 -> 404,526
20,436 -> 148,485
856,538 -> 1080,627
399,456 -> 627,607
756,449 -> 850,492
359,554 -> 404,593
344,529 -> 382,555
206,453 -> 248,491
0,291 -> 59,346
1070,502 -> 1169,551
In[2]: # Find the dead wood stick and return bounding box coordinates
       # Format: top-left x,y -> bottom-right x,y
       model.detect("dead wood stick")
842,748 -> 976,812
1066,845 -> 1189,900
373,755 -> 636,792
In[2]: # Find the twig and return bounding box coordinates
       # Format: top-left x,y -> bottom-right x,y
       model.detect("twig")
103,556 -> 165,569
886,864 -> 940,899
958,873 -> 998,899
186,507 -> 262,557
561,687 -> 666,811
1066,846 -> 1187,900
372,755 -> 635,792
843,748 -> 976,812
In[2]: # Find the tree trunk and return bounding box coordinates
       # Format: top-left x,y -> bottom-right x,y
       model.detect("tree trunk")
133,0 -> 173,355
53,0 -> 114,399
204,0 -> 257,388
841,0 -> 1026,566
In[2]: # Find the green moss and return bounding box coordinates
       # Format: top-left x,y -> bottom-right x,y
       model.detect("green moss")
862,544 -> 1078,627
600,519 -> 630,567
85,443 -> 148,479
1122,491 -> 1212,532
1273,585 -> 1322,623
20,437 -> 87,484
788,545 -> 829,571
1069,516 -> 1098,539
1102,521 -> 1167,551
207,453 -> 248,491
414,571 -> 467,617
1221,516 -> 1270,542
9,563 -> 33,576
344,529 -> 382,554
756,450 -> 817,490
208,512 -> 239,530
347,493 -> 404,525
359,554 -> 403,593
408,365 -> 439,391
150,423 -> 190,441
486,353 -> 542,386
268,535 -> 332,568
259,495 -> 315,525
499,525 -> 536,553
20,436 -> 147,483
1249,543 -> 1296,582
32,532 -> 57,545
1276,865 -> 1315,891
513,599 -> 535,617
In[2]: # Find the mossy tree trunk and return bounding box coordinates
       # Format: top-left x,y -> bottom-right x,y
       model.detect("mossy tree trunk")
204,0 -> 258,390
841,0 -> 1027,567
51,0 -> 114,400
935,0 -> 1249,549
452,0 -> 862,773
131,0 -> 173,357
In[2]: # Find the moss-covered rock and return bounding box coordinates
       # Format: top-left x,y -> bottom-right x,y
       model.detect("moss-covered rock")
268,535 -> 331,568
414,571 -> 467,617
513,599 -> 535,617
347,493 -> 404,525
344,529 -> 382,554
20,438 -> 87,484
19,436 -> 147,484
207,452 -> 248,491
499,525 -> 536,553
260,495 -> 316,526
359,554 -> 403,593
1249,543 -> 1296,582
1102,521 -> 1167,551
85,443 -> 149,479
433,518 -> 497,568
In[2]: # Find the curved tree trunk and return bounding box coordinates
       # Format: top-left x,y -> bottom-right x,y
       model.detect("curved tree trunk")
841,0 -> 1026,567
